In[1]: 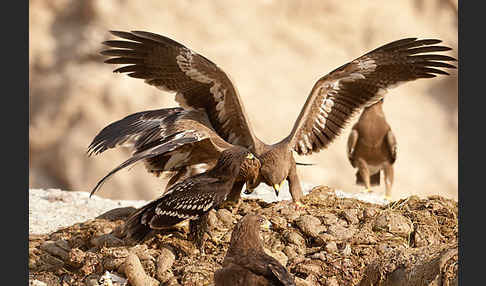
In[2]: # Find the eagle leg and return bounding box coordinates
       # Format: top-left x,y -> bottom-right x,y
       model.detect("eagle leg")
355,158 -> 372,193
383,163 -> 394,201
219,181 -> 244,213
189,213 -> 209,253
287,155 -> 304,204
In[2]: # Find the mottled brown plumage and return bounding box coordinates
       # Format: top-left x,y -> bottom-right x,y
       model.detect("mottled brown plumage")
123,147 -> 260,245
88,108 -> 240,196
214,214 -> 296,286
100,31 -> 456,204
347,99 -> 397,200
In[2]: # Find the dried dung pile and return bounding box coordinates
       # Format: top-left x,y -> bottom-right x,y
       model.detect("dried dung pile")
29,186 -> 458,286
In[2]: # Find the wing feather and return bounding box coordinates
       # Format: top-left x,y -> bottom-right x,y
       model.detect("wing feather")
88,108 -> 234,196
89,130 -> 202,197
101,30 -> 262,150
87,107 -> 182,156
286,38 -> 456,155
124,176 -> 225,241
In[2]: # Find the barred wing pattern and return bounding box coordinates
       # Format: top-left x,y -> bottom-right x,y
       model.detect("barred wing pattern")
287,38 -> 456,155
87,108 -> 235,196
89,130 -> 203,196
124,176 -> 225,241
88,107 -> 183,156
101,31 -> 262,150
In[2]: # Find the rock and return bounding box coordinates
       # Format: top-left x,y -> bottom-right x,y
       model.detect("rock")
270,216 -> 288,231
91,234 -> 124,248
40,241 -> 69,261
296,215 -> 326,238
325,242 -> 338,253
207,210 -> 219,229
103,257 -> 126,271
325,276 -> 340,286
129,245 -> 155,261
341,209 -> 359,225
309,251 -> 327,262
321,213 -> 339,226
29,280 -> 47,286
284,230 -> 306,248
283,245 -> 299,260
327,224 -> 356,241
357,244 -> 458,286
342,244 -> 352,256
373,211 -> 413,238
123,253 -> 159,286
363,208 -> 379,219
216,208 -> 234,227
295,260 -> 322,277
67,248 -> 86,268
156,247 -> 176,283
40,253 -> 64,271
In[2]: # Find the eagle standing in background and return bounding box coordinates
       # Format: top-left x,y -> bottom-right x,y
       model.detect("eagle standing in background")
347,99 -> 397,200
96,30 -> 456,205
123,146 -> 260,248
214,214 -> 296,286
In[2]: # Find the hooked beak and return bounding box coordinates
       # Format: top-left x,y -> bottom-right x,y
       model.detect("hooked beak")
244,186 -> 254,195
273,181 -> 285,197
261,219 -> 272,230
273,184 -> 280,197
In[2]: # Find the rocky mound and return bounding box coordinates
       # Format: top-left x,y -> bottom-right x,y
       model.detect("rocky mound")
29,186 -> 458,286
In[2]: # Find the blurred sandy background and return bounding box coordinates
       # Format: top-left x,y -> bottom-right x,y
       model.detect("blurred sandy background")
29,0 -> 458,201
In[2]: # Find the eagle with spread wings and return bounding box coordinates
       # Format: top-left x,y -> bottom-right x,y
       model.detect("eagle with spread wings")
89,30 -> 456,204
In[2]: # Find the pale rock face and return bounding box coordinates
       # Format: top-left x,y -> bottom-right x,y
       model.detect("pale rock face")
29,0 -> 457,201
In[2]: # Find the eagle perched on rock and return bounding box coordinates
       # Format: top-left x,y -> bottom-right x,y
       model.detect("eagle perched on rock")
214,214 -> 296,286
93,30 -> 456,204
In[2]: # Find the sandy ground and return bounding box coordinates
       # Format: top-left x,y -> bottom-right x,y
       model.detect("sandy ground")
29,189 -> 147,235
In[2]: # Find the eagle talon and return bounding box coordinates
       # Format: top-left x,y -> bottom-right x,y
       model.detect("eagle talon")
363,188 -> 373,194
293,201 -> 306,211
219,200 -> 240,213
243,188 -> 254,195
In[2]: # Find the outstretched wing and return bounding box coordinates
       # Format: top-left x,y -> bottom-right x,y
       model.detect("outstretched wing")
89,130 -> 201,197
88,107 -> 183,156
87,108 -> 234,196
285,38 -> 456,155
101,30 -> 262,150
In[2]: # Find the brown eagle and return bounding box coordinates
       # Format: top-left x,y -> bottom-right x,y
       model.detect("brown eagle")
347,99 -> 397,200
214,214 -> 296,286
88,106 -> 266,207
96,30 -> 456,204
123,146 -> 260,247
